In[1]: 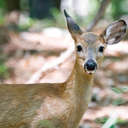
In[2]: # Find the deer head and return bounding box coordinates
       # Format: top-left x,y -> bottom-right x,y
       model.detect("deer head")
64,10 -> 127,74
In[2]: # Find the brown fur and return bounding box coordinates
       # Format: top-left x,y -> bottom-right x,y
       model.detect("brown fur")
0,58 -> 93,128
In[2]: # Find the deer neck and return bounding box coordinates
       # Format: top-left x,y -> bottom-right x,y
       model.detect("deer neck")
65,58 -> 93,97
63,58 -> 93,127
74,58 -> 93,108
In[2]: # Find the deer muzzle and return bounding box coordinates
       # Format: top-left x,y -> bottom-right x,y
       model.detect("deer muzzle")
84,59 -> 97,74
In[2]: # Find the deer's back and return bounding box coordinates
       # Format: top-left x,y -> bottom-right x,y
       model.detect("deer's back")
0,83 -> 69,128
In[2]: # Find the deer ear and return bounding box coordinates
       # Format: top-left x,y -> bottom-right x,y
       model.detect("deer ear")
64,10 -> 82,39
100,20 -> 127,45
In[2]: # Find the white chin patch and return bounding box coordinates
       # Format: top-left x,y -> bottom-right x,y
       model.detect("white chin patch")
86,70 -> 96,74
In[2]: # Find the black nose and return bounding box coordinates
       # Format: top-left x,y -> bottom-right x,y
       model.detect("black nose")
84,59 -> 97,71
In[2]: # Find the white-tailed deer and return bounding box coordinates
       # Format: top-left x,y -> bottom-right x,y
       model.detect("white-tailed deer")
0,10 -> 127,128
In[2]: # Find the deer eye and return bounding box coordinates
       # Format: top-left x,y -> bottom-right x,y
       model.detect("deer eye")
99,46 -> 104,52
77,45 -> 82,52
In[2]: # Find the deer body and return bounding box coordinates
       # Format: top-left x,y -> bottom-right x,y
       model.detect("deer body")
0,59 -> 93,128
0,10 -> 127,128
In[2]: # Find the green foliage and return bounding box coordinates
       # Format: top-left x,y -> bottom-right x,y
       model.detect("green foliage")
18,16 -> 35,30
20,0 -> 29,11
37,120 -> 55,128
95,116 -> 108,124
17,8 -> 66,31
109,125 -> 116,128
0,13 -> 5,25
0,53 -> 9,80
0,63 -> 9,80
112,98 -> 126,106
0,0 -> 6,25
50,8 -> 65,28
111,0 -> 128,19
111,86 -> 128,106
117,118 -> 128,126
111,86 -> 128,94
95,116 -> 116,128
0,0 -> 6,9
96,116 -> 128,128
111,87 -> 124,94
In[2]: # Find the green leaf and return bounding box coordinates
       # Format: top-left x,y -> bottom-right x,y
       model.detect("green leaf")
111,87 -> 124,94
95,116 -> 108,124
112,98 -> 126,106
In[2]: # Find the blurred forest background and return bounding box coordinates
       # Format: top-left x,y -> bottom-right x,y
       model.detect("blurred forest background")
0,0 -> 128,128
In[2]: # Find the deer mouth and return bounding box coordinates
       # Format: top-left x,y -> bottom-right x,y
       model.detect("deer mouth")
86,70 -> 96,75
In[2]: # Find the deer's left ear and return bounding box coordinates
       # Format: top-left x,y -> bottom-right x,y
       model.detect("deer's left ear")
100,20 -> 127,45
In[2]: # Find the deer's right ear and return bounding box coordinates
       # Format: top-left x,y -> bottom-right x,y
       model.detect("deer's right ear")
64,10 -> 82,40
100,20 -> 127,45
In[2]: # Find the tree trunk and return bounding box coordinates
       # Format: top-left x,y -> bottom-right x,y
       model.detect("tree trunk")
86,0 -> 111,32
6,0 -> 20,11
29,0 -> 61,19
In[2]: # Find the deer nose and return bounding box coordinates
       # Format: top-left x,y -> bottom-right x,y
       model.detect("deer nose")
84,59 -> 97,71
